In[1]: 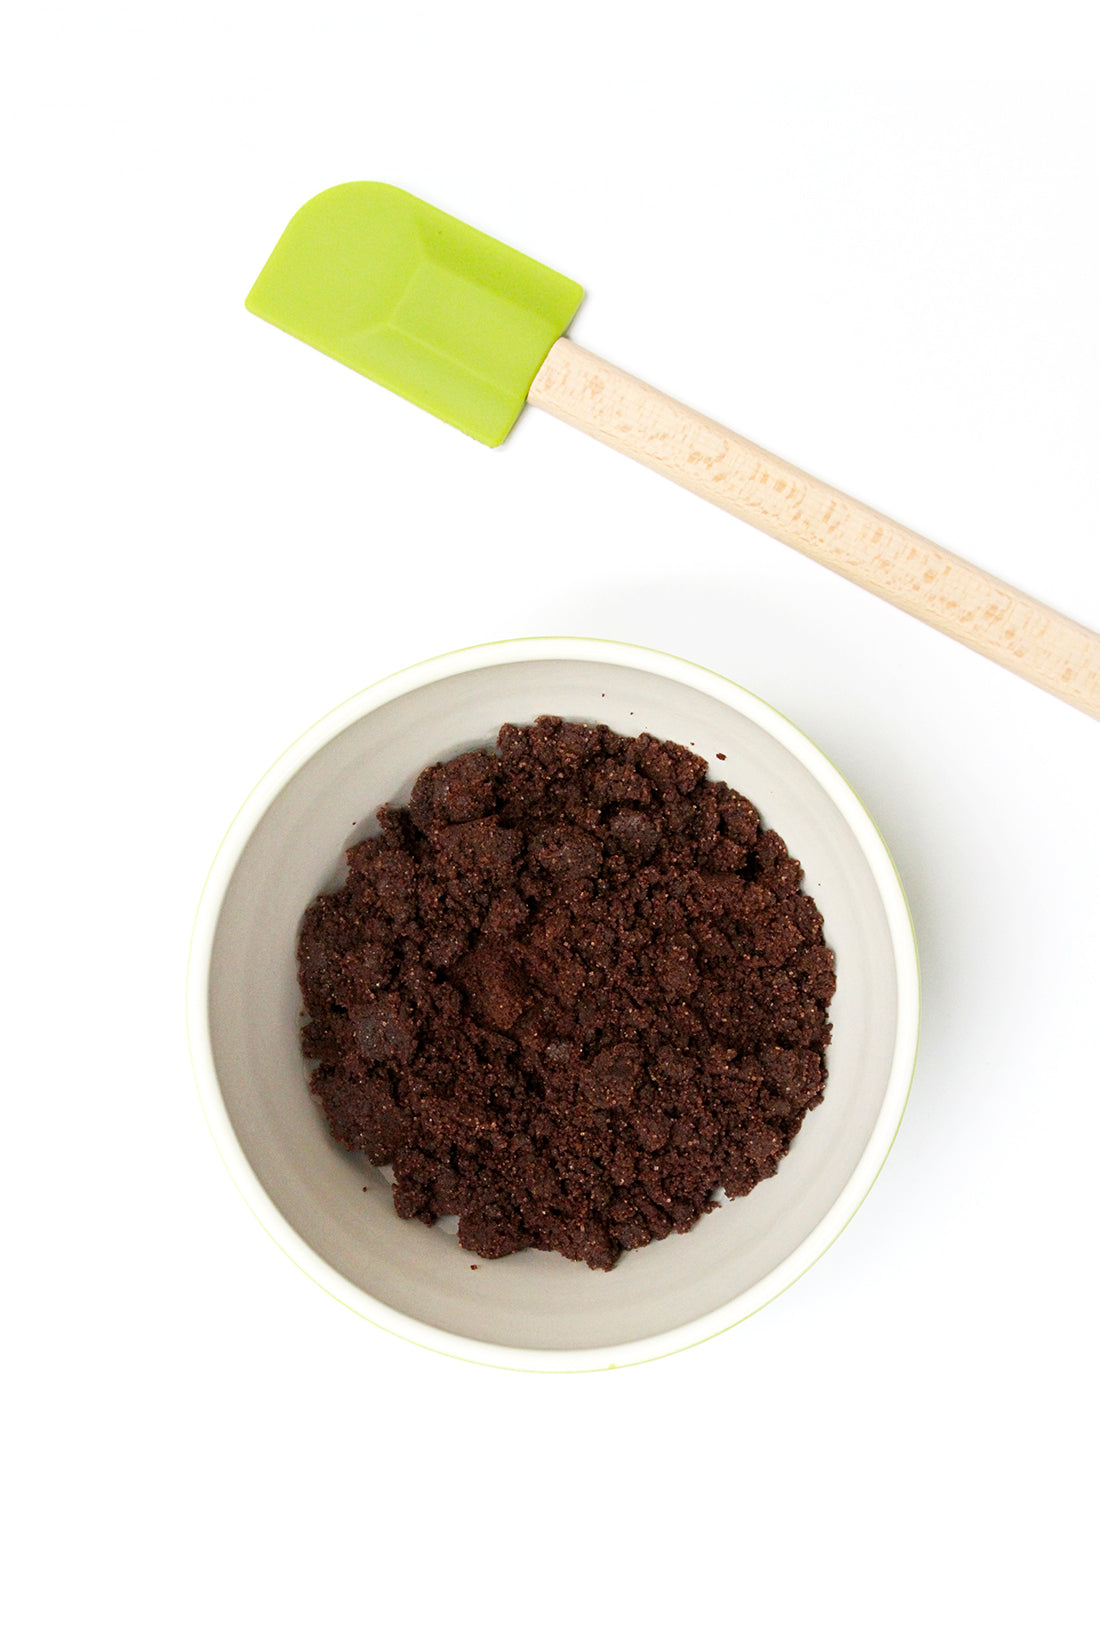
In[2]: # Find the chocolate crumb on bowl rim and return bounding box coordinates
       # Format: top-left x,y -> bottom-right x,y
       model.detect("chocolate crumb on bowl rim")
187,638 -> 920,1373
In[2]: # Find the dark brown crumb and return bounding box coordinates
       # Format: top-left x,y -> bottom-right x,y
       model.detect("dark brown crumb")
298,717 -> 835,1271
716,752 -> 726,761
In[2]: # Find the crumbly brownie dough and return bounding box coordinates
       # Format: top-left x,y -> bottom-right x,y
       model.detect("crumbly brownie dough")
298,718 -> 835,1270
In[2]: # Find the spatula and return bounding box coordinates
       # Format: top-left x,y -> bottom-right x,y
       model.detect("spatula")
247,182 -> 1100,721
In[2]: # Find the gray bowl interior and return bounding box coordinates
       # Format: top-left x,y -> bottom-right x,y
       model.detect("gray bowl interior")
207,658 -> 901,1352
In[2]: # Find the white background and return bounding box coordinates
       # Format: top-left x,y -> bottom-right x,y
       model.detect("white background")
5,5 -> 1098,1647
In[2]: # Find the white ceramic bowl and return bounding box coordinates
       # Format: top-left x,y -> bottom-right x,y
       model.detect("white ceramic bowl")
187,638 -> 919,1371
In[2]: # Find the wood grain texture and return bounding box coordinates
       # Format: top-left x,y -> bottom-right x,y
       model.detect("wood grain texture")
528,337 -> 1100,720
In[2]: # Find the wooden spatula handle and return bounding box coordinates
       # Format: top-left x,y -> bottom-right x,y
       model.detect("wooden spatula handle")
528,337 -> 1100,720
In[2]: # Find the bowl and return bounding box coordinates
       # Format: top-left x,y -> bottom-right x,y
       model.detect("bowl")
187,638 -> 919,1371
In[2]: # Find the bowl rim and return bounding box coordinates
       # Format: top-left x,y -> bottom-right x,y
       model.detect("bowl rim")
186,636 -> 920,1372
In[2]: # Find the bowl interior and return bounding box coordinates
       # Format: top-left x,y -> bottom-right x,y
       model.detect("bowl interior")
206,655 -> 907,1356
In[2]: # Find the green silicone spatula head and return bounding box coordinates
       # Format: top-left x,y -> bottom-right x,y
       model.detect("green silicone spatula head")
246,182 -> 583,447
